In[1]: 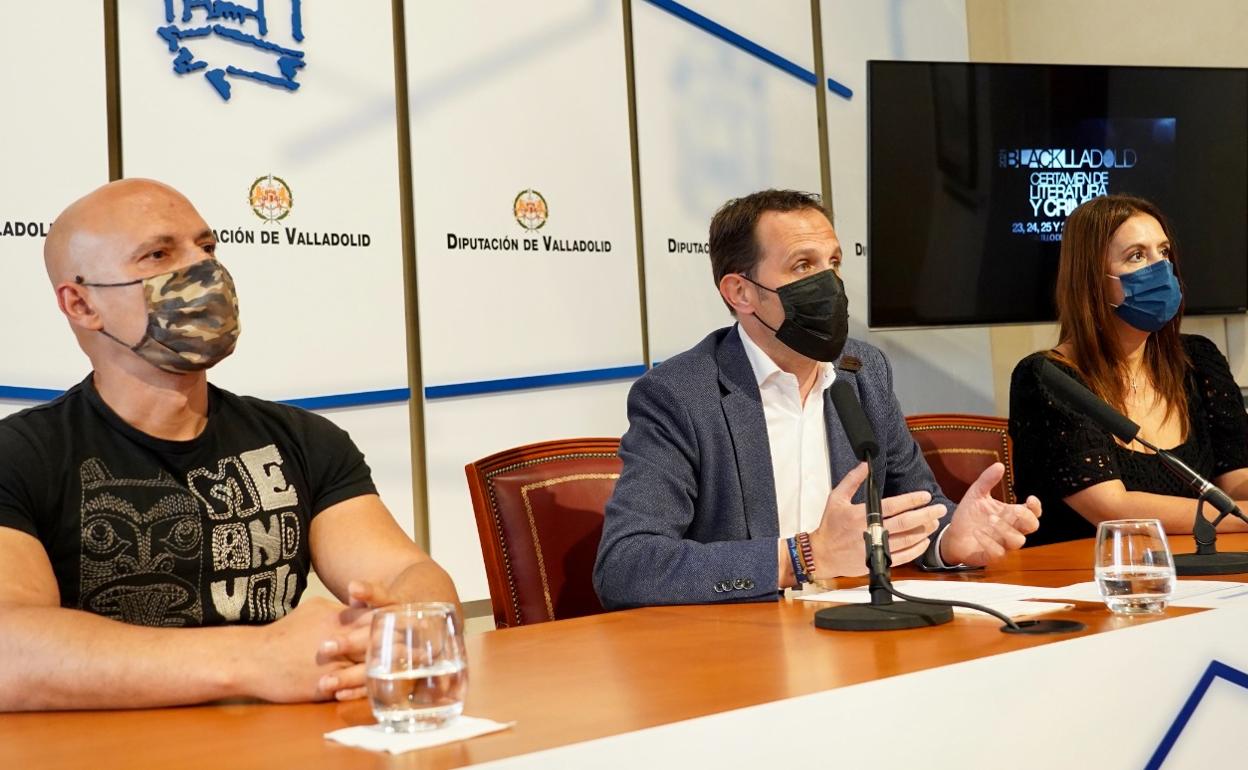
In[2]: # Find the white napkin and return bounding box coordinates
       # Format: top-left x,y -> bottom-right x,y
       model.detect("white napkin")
325,716 -> 514,755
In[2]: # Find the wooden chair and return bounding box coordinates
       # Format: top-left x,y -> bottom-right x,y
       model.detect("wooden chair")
465,438 -> 621,629
904,414 -> 1016,503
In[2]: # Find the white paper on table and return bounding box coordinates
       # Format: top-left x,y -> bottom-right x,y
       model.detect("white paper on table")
1046,579 -> 1248,604
1167,584 -> 1248,608
325,716 -> 514,755
795,580 -> 1072,619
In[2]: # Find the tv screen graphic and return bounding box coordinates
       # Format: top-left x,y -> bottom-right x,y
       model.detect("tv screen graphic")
868,62 -> 1248,328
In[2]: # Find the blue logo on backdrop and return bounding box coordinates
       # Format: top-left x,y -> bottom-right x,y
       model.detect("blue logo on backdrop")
672,44 -> 767,218
157,0 -> 306,102
1146,659 -> 1248,769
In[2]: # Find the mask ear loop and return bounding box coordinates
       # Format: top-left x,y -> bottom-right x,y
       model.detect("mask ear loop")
74,275 -> 144,288
735,273 -> 783,333
97,328 -> 152,353
73,275 -> 149,350
1103,273 -> 1123,309
736,272 -> 777,294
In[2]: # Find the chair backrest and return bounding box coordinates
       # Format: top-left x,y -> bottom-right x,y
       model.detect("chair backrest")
904,414 -> 1015,504
465,438 -> 621,629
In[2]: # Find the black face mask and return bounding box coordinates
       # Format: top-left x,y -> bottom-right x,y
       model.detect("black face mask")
741,269 -> 849,362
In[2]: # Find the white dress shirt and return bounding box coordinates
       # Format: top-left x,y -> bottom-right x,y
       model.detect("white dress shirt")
739,325 -> 959,569
738,324 -> 836,539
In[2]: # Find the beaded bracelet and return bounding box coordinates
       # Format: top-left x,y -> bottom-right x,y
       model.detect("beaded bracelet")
795,531 -> 816,581
786,536 -> 809,584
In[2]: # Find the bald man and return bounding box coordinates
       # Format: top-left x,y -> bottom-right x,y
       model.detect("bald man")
0,179 -> 458,711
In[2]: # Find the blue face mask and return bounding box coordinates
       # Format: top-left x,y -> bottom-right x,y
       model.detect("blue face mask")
1109,259 -> 1182,332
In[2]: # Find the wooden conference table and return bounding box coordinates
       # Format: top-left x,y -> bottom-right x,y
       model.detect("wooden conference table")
3,534 -> 1240,770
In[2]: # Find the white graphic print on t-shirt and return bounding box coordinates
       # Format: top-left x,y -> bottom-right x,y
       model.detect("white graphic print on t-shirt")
188,445 -> 302,622
77,444 -> 303,626
78,459 -> 205,626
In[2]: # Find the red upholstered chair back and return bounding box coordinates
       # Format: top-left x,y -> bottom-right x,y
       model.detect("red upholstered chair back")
904,414 -> 1016,504
465,438 -> 621,629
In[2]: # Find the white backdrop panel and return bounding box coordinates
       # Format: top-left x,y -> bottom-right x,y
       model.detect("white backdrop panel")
424,382 -> 632,604
116,1 -> 415,532
0,4 -> 109,390
672,1 -> 813,59
405,0 -> 644,385
118,0 -> 408,400
634,0 -> 823,363
821,0 -> 997,415
317,403 -> 416,541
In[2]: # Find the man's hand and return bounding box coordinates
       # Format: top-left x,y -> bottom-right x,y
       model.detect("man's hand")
313,581 -> 401,701
306,495 -> 461,701
247,596 -> 371,704
940,462 -> 1042,567
809,462 -> 946,578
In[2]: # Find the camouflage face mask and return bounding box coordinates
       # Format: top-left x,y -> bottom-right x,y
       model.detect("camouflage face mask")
75,258 -> 241,374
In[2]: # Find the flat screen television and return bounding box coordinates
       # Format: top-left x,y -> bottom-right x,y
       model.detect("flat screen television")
868,61 -> 1248,328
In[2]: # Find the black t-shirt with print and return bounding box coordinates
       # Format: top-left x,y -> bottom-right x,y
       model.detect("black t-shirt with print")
0,375 -> 377,627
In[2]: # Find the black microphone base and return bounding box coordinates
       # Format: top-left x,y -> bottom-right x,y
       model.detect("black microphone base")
1174,551 -> 1248,575
814,601 -> 953,631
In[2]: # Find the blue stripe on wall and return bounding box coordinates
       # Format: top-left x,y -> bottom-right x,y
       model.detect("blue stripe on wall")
641,0 -> 854,99
0,385 -> 66,402
280,388 -> 411,410
0,364 -> 649,410
424,364 -> 647,399
0,384 -> 412,411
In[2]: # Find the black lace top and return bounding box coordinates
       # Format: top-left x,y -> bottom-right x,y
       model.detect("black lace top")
1009,335 -> 1248,546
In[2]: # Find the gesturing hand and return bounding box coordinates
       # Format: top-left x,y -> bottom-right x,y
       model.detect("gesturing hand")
940,462 -> 1042,567
809,462 -> 946,578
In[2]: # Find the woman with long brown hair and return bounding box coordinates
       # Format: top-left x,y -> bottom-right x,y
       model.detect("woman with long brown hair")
1009,194 -> 1248,545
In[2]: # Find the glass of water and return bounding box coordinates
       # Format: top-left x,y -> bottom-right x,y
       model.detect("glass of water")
1094,519 -> 1176,615
366,602 -> 467,732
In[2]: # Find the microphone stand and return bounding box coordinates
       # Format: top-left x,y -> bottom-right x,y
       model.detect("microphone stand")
814,453 -> 1084,634
1137,438 -> 1248,575
814,452 -> 954,631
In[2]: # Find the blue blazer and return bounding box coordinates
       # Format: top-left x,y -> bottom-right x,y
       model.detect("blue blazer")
593,326 -> 955,609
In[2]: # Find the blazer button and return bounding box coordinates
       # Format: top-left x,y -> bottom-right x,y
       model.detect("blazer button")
743,579 -> 755,589
732,578 -> 746,590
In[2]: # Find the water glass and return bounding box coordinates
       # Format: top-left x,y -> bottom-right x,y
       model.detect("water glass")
1094,519 -> 1176,615
366,602 -> 467,732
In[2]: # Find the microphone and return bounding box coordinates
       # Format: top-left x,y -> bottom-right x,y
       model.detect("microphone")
814,379 -> 1082,636
830,380 -> 879,459
1038,359 -> 1248,575
829,381 -> 887,580
1037,359 -> 1139,443
1142,445 -> 1241,520
818,381 -> 951,630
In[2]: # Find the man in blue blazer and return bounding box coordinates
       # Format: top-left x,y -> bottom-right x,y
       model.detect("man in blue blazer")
594,190 -> 1042,609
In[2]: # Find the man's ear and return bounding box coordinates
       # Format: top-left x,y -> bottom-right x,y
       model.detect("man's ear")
56,283 -> 103,332
718,274 -> 755,317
